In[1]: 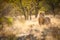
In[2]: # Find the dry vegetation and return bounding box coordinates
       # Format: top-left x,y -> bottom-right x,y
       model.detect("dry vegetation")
0,15 -> 60,40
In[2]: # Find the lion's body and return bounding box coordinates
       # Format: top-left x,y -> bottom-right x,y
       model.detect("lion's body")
38,14 -> 51,25
38,11 -> 51,25
38,17 -> 51,25
44,17 -> 51,24
38,15 -> 45,25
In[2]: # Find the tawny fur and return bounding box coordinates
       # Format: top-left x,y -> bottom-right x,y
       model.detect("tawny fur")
44,17 -> 51,24
38,13 -> 51,25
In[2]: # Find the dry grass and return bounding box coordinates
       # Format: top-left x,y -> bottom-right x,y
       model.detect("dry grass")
0,15 -> 60,40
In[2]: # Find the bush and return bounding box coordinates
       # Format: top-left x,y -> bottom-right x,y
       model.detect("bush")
6,17 -> 13,25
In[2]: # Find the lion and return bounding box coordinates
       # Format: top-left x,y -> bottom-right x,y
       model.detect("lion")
38,11 -> 51,25
38,13 -> 45,25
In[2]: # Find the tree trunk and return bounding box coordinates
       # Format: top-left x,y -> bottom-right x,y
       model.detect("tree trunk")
19,0 -> 27,20
35,7 -> 39,18
52,4 -> 55,16
35,0 -> 40,18
29,11 -> 32,20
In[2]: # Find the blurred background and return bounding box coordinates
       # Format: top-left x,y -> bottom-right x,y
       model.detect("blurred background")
0,0 -> 60,40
